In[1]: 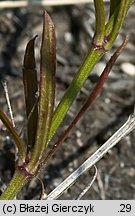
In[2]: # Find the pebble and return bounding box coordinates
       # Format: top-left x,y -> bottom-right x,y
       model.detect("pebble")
120,62 -> 135,76
64,32 -> 74,44
76,130 -> 82,138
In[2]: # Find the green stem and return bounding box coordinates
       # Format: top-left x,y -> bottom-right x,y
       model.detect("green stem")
109,0 -> 121,18
105,5 -> 120,36
105,0 -> 132,49
47,0 -> 132,144
46,1 -> 105,144
93,0 -> 105,45
47,47 -> 105,143
0,171 -> 29,200
0,1 -> 133,200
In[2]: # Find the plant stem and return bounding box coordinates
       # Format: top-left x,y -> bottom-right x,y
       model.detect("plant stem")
109,0 -> 120,18
0,171 -> 29,200
0,0 -> 133,200
105,0 -> 132,49
47,0 -> 132,144
47,48 -> 105,143
42,37 -> 128,166
93,0 -> 105,45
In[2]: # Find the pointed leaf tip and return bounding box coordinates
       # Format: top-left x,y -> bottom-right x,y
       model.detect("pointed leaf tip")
28,10 -> 56,168
23,35 -> 38,147
39,9 -> 56,149
42,11 -> 56,74
24,35 -> 38,69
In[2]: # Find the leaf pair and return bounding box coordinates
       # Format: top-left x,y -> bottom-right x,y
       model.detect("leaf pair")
0,11 -> 56,169
23,12 -> 56,171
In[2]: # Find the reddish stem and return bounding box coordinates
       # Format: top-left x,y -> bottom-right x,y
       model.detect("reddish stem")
42,37 -> 128,166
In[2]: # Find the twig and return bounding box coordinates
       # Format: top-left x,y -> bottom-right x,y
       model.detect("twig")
97,171 -> 106,199
76,165 -> 97,200
0,0 -> 109,9
2,80 -> 18,162
35,176 -> 46,200
2,80 -> 15,128
46,113 -> 135,199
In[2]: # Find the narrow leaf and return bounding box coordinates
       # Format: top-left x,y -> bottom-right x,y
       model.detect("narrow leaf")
23,36 -> 38,148
28,11 -> 56,170
0,110 -> 26,162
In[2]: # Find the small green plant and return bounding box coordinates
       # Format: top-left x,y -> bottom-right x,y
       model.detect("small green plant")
0,0 -> 133,199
